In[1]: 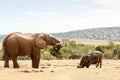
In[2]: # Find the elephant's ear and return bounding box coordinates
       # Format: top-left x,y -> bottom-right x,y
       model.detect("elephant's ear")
35,36 -> 47,49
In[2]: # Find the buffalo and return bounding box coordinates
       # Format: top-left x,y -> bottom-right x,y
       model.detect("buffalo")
77,51 -> 103,68
69,54 -> 80,59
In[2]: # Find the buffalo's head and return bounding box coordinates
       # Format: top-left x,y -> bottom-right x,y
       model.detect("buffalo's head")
77,55 -> 90,68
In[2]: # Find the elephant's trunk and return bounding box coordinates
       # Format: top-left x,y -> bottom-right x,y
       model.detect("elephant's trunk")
54,43 -> 61,51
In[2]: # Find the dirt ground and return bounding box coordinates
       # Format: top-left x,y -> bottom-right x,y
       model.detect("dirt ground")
0,59 -> 120,80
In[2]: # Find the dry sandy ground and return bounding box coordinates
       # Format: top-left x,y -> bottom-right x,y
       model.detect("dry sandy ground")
0,59 -> 120,80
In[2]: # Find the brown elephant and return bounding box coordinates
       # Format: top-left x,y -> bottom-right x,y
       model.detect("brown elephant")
77,51 -> 103,68
2,32 -> 61,68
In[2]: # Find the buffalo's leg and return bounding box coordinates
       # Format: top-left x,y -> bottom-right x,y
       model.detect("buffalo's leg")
86,64 -> 90,68
99,60 -> 102,68
96,62 -> 99,68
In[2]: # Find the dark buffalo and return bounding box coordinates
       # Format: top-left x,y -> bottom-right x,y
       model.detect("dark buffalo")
69,54 -> 80,59
77,51 -> 103,68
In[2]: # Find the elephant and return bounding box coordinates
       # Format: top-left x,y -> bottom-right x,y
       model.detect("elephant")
2,32 -> 61,68
77,51 -> 103,68
69,54 -> 80,59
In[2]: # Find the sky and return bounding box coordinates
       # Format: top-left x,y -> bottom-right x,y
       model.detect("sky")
0,0 -> 120,34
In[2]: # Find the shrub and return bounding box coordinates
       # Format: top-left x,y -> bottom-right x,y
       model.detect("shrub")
18,56 -> 30,60
95,45 -> 103,52
1,41 -> 120,60
41,50 -> 56,60
104,49 -> 113,59
59,47 -> 71,59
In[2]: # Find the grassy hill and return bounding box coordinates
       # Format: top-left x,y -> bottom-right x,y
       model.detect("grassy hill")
51,27 -> 120,41
0,34 -> 6,42
0,27 -> 120,42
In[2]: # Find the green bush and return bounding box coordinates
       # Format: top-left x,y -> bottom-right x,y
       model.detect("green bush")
1,41 -> 120,60
104,49 -> 113,59
18,56 -> 30,60
95,45 -> 103,52
59,47 -> 71,59
41,50 -> 56,60
112,45 -> 120,59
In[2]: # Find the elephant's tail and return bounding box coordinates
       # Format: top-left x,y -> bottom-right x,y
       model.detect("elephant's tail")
2,45 -> 10,60
2,45 -> 5,60
2,34 -> 13,60
2,42 -> 6,60
2,39 -> 9,60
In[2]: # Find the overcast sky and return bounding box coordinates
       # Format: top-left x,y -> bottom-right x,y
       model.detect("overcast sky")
0,0 -> 120,34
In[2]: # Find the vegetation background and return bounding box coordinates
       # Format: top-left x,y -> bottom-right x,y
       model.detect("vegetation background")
0,27 -> 120,60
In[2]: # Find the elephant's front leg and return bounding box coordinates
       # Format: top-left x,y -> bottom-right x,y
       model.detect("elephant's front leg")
31,57 -> 40,68
31,56 -> 35,68
12,57 -> 19,68
30,54 -> 34,68
30,54 -> 36,68
32,50 -> 40,68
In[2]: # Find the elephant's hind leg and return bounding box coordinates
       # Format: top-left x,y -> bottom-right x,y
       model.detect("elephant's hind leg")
12,57 -> 19,68
4,59 -> 9,68
4,53 -> 10,68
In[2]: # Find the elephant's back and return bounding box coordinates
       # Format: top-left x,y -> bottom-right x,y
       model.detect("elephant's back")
2,32 -> 23,53
3,32 -> 18,46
